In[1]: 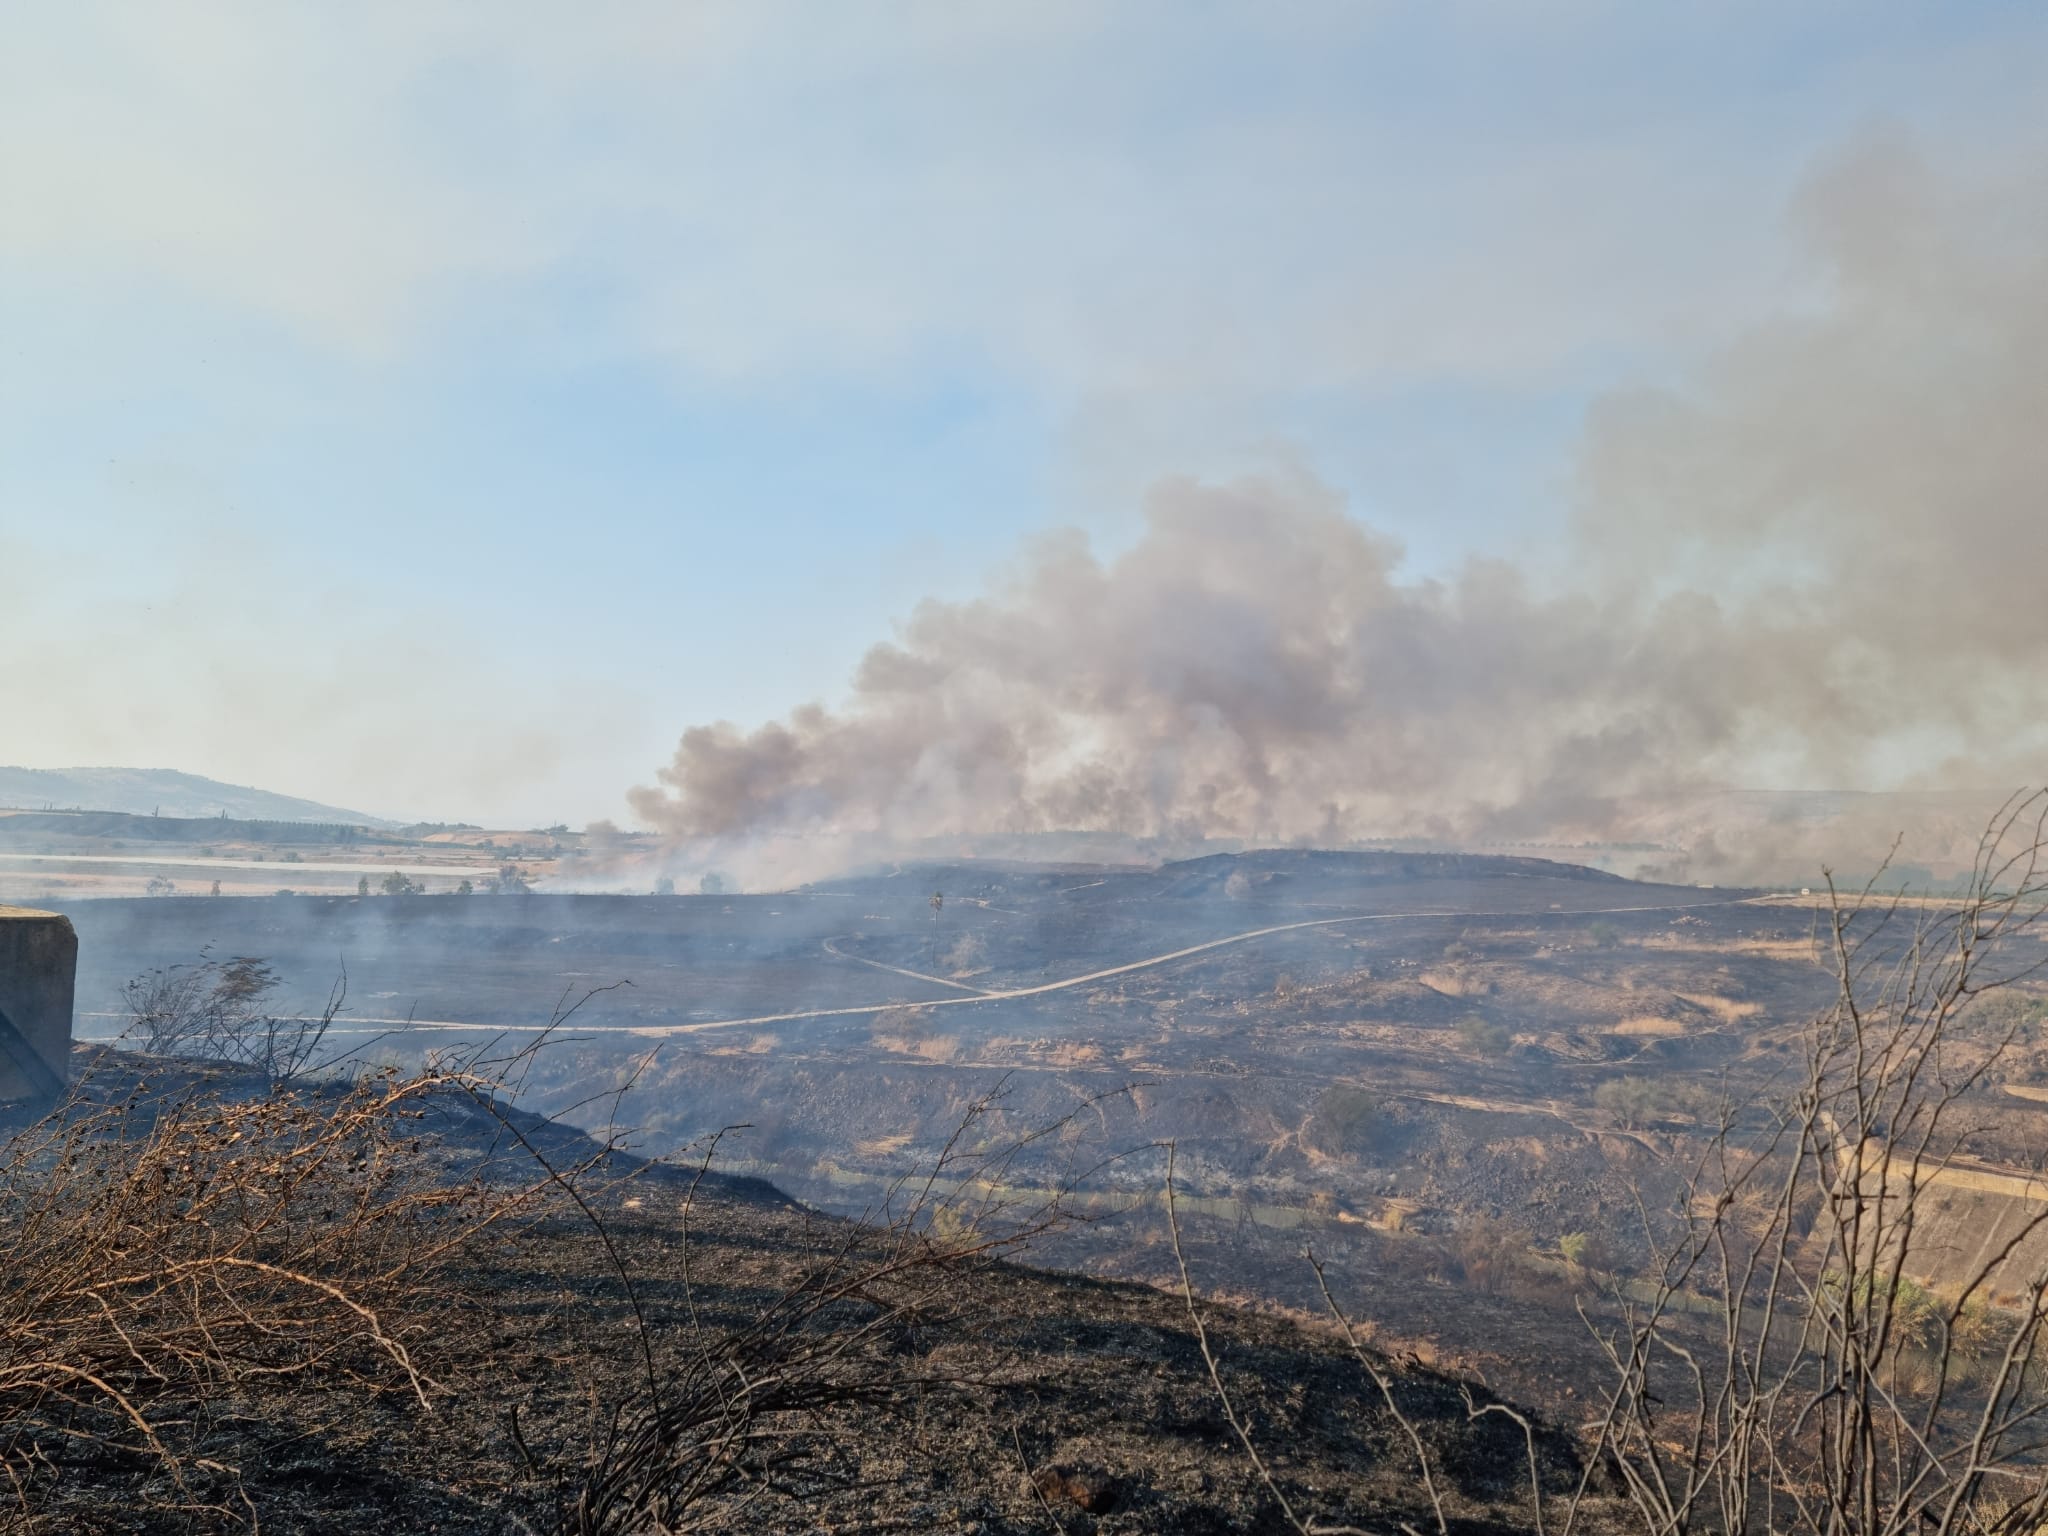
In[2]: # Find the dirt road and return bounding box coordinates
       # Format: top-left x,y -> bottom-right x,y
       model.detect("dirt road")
820,937 -> 989,995
624,894 -> 1756,1037
78,893 -> 1756,1049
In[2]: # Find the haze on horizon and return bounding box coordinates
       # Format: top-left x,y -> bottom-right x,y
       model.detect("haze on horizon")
6,4 -> 2046,845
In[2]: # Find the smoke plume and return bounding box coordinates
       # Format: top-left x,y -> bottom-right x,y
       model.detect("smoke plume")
631,139 -> 2048,881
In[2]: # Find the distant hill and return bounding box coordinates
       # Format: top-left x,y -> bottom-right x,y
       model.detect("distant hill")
0,768 -> 397,828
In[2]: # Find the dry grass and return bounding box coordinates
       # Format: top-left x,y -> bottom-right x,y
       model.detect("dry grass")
1611,1015 -> 1686,1037
1177,793 -> 2048,1536
1040,1041 -> 1106,1068
0,1025 -> 1120,1532
852,1130 -> 914,1158
1673,990 -> 1762,1023
0,1051 -> 577,1522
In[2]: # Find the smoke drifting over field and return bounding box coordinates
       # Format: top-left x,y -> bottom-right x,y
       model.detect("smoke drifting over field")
632,141 -> 2048,878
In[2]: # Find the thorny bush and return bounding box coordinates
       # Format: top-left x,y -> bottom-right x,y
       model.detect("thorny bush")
122,953 -> 344,1083
1,1014 -> 1103,1532
1183,790 -> 2048,1536
0,1046 -> 577,1524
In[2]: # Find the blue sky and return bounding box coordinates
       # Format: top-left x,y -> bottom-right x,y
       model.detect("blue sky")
4,2 -> 2045,826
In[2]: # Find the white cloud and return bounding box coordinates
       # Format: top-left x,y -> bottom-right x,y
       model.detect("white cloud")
15,1 -> 2023,393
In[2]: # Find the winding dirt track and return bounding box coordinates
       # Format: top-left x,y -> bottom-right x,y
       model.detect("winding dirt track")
622,894 -> 1757,1037
819,937 -> 989,995
77,893 -> 1757,1046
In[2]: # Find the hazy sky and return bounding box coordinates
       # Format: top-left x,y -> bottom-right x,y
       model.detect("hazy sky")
5,3 -> 2044,827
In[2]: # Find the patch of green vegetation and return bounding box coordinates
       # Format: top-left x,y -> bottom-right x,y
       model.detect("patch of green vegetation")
1970,991 -> 2048,1044
1594,1075 -> 1716,1128
1454,1013 -> 1513,1056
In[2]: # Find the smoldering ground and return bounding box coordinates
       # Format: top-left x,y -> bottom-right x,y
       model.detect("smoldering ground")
630,139 -> 2048,887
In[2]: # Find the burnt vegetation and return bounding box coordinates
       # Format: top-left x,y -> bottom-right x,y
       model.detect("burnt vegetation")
1160,792 -> 2048,1536
0,1038 -> 1591,1533
15,809 -> 2048,1530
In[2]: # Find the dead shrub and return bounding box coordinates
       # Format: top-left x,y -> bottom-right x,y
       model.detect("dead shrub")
1196,792 -> 2048,1536
563,1080 -> 1111,1534
122,953 -> 344,1082
1303,1085 -> 1378,1157
0,1047 -> 577,1522
1453,1214 -> 1536,1296
939,932 -> 986,976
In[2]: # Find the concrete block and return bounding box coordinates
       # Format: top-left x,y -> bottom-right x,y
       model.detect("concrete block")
0,906 -> 76,1100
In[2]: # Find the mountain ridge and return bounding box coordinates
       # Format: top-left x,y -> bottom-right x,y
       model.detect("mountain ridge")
0,767 -> 398,828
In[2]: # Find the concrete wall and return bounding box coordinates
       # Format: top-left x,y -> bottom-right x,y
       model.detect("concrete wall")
0,906 -> 76,1100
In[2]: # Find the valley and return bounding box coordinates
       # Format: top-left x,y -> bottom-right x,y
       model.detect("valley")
58,846 -> 2048,1413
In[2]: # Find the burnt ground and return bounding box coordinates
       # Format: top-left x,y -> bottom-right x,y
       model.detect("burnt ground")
47,850 -> 2048,1427
30,856 -> 1831,1423
58,851 -> 1747,1036
4,1057 -> 1628,1536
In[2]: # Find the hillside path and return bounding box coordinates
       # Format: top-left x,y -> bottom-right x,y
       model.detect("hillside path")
622,893 -> 1758,1037
77,893 -> 1761,1045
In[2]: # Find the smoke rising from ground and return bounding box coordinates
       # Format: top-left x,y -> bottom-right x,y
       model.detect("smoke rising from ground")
631,140 -> 2048,881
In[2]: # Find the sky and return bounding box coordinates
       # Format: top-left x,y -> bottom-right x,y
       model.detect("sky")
4,2 -> 2046,828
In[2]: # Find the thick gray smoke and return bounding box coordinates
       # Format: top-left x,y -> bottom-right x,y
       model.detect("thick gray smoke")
631,140 -> 2048,882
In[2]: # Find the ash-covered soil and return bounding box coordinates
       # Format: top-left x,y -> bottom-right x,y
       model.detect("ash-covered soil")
4,1055 -> 1625,1536
38,850 -> 1845,1440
